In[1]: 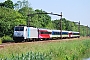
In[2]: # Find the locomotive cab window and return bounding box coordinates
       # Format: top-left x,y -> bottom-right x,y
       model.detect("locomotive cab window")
15,27 -> 24,31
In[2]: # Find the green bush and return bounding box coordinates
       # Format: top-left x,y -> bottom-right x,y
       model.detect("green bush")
1,35 -> 14,43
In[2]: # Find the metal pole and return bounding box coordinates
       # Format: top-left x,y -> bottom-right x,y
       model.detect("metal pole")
27,4 -> 30,27
89,28 -> 90,37
27,16 -> 31,27
83,28 -> 84,36
27,14 -> 34,27
27,15 -> 29,27
60,12 -> 62,39
78,21 -> 80,36
87,25 -> 88,36
38,14 -> 39,39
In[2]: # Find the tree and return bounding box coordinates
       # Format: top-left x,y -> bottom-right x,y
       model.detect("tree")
18,7 -> 33,16
0,3 -> 4,7
35,9 -> 51,28
0,7 -> 26,37
52,20 -> 59,29
4,0 -> 14,9
14,0 -> 30,10
46,21 -> 54,29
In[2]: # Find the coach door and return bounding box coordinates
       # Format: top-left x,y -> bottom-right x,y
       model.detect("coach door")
69,33 -> 72,38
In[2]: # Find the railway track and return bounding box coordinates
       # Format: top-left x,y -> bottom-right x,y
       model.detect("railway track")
0,37 -> 89,49
0,42 -> 14,48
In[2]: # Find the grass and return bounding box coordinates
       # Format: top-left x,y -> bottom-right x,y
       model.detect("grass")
0,37 -> 90,60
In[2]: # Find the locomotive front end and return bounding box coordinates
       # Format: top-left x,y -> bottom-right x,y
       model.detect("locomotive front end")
13,26 -> 27,42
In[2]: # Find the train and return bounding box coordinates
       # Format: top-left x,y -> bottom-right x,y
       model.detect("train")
13,26 -> 80,42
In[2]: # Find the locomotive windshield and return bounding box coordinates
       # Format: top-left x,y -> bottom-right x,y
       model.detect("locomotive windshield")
15,27 -> 24,31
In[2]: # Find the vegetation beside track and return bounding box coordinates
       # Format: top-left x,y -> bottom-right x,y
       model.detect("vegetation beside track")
0,37 -> 90,60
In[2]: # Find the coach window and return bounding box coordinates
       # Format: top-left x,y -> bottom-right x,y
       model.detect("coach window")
58,32 -> 59,35
73,33 -> 79,35
41,31 -> 44,34
46,32 -> 51,34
